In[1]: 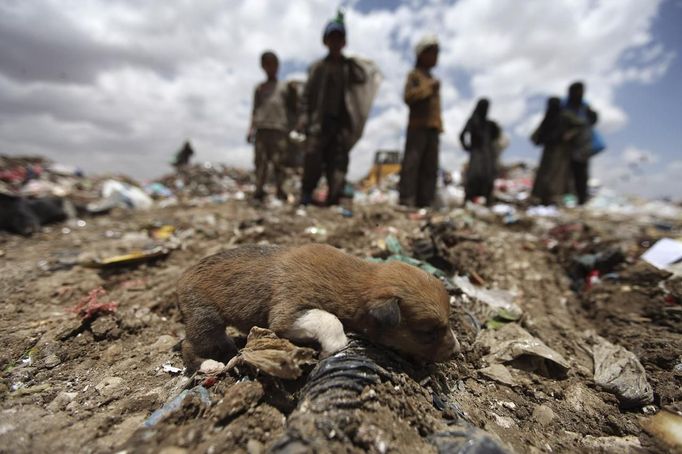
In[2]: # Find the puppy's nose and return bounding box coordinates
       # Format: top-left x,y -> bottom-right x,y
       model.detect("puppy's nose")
450,329 -> 461,354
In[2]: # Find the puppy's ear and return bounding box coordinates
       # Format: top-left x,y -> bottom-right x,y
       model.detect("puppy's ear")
368,297 -> 401,329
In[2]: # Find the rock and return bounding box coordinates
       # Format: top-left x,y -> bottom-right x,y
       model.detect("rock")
65,400 -> 80,413
159,447 -> 188,454
43,354 -> 61,369
564,383 -> 612,417
47,391 -> 78,412
102,343 -> 123,364
580,435 -> 642,453
152,335 -> 177,352
199,359 -> 225,375
491,413 -> 516,429
213,381 -> 264,425
664,276 -> 682,300
95,376 -> 124,398
11,383 -> 51,396
90,315 -> 120,340
674,362 -> 682,377
531,404 -> 555,426
246,439 -> 265,454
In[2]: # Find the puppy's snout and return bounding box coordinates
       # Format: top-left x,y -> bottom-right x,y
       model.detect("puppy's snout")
449,329 -> 461,354
433,329 -> 460,362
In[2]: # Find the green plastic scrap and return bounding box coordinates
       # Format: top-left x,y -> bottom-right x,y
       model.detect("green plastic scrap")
485,308 -> 521,330
386,254 -> 447,278
367,236 -> 448,278
384,234 -> 404,255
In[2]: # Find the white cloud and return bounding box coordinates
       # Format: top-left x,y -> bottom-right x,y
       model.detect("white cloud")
592,146 -> 681,199
0,0 -> 674,194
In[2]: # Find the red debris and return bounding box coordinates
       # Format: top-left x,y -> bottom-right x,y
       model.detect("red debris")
585,270 -> 601,290
69,287 -> 118,321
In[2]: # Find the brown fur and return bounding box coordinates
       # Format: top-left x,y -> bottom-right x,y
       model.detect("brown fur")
178,243 -> 458,371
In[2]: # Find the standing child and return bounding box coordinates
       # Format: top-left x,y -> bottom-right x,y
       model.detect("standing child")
297,11 -> 367,206
399,35 -> 442,208
248,51 -> 290,202
561,81 -> 599,205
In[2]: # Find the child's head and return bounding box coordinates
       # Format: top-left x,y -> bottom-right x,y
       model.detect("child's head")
323,11 -> 346,57
568,81 -> 584,106
260,51 -> 279,79
415,35 -> 439,69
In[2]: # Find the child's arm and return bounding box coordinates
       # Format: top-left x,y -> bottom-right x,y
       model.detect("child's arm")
404,70 -> 436,105
296,64 -> 319,132
247,85 -> 260,143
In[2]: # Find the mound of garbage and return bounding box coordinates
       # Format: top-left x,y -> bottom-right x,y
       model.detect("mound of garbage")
0,154 -> 681,453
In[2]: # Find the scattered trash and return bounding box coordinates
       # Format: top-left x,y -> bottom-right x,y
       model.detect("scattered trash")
100,179 -> 153,210
147,224 -> 176,240
641,238 -> 682,270
162,363 -> 183,375
143,385 -> 211,428
478,364 -> 517,386
226,327 -> 317,380
2,150 -> 681,451
586,332 -> 653,408
69,287 -> 118,321
304,226 -> 328,238
570,247 -> 625,290
453,275 -> 522,327
384,254 -> 446,278
429,424 -> 509,454
0,193 -> 70,236
383,234 -> 403,255
144,182 -> 174,199
526,205 -> 560,217
478,323 -> 570,378
82,246 -> 171,269
641,408 -> 682,449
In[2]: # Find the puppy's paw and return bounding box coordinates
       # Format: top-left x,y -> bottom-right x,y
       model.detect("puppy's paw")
287,309 -> 348,358
319,332 -> 349,358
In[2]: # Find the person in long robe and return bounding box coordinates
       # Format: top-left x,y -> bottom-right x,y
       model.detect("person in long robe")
562,81 -> 598,205
459,99 -> 500,205
530,97 -> 571,205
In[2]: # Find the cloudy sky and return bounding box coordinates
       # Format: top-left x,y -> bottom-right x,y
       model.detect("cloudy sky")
1,0 -> 680,199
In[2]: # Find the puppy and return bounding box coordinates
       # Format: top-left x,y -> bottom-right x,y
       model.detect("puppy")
178,243 -> 459,372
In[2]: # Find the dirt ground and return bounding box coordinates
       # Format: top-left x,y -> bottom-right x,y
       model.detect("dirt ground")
0,198 -> 680,453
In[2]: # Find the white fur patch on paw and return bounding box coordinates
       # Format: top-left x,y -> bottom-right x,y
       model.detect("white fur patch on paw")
286,309 -> 348,357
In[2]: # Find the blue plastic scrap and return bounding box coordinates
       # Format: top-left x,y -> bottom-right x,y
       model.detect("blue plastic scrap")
143,385 -> 211,428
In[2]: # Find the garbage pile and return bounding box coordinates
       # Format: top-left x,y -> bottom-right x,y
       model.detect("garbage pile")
0,155 -> 259,235
152,162 -> 253,199
1,153 -> 682,452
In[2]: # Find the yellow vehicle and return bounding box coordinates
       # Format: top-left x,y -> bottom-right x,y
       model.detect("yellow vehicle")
360,150 -> 402,190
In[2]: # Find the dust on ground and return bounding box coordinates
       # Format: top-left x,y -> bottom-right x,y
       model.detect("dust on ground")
0,196 -> 681,453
